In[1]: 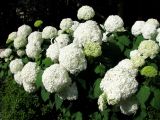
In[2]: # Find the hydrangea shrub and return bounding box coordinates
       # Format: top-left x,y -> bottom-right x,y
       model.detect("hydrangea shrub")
1,5 -> 160,120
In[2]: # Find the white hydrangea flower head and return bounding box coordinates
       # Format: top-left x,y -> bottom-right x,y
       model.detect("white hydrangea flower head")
71,21 -> 80,31
17,50 -> 25,57
23,81 -> 36,93
42,26 -> 58,39
120,97 -> 138,115
98,93 -> 107,111
146,18 -> 159,28
6,32 -> 17,43
141,23 -> 157,39
100,65 -> 138,105
104,15 -> 124,33
46,43 -> 59,62
130,50 -> 145,68
77,5 -> 95,20
55,34 -> 70,48
60,18 -> 73,31
14,71 -> 23,85
131,56 -> 145,68
9,59 -> 23,74
116,59 -> 137,71
58,82 -> 78,100
42,64 -> 72,93
8,32 -> 17,40
59,43 -> 87,74
73,20 -> 102,46
26,42 -> 42,59
28,31 -> 43,44
14,36 -> 27,49
17,24 -> 32,38
0,48 -> 12,58
131,21 -> 145,36
138,40 -> 159,59
21,62 -> 39,84
130,50 -> 142,59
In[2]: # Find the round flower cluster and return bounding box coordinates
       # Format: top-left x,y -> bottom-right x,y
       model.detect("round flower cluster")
10,61 -> 39,93
54,34 -> 70,48
14,71 -> 23,85
131,18 -> 159,39
21,62 -> 40,84
17,24 -> 32,38
130,50 -> 145,68
26,31 -> 43,59
42,64 -> 71,93
46,43 -> 59,62
28,31 -> 43,44
84,41 -> 102,57
146,18 -> 159,28
0,48 -> 12,58
140,66 -> 158,77
104,15 -> 124,33
138,40 -> 159,59
74,20 -> 102,46
141,23 -> 157,39
14,36 -> 27,49
26,42 -> 42,59
59,43 -> 87,74
100,59 -> 138,105
60,18 -> 73,31
42,26 -> 58,39
9,59 -> 24,74
34,20 -> 43,27
23,81 -> 36,93
6,32 -> 17,43
131,21 -> 145,36
77,5 -> 95,20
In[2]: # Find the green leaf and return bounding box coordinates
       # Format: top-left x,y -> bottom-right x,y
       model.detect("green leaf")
150,88 -> 160,110
42,58 -> 53,68
102,109 -> 110,120
41,89 -> 50,102
116,42 -> 124,51
95,64 -> 106,76
0,71 -> 4,79
35,70 -> 43,88
55,94 -> 63,110
133,35 -> 144,49
93,78 -> 102,98
22,57 -> 29,64
118,35 -> 130,46
74,112 -> 83,120
134,110 -> 147,120
124,49 -> 131,58
136,86 -> 151,109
